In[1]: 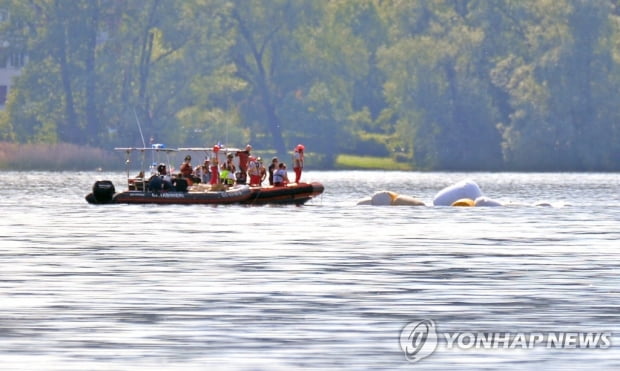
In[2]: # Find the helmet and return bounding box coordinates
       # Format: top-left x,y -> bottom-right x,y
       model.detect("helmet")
157,163 -> 166,173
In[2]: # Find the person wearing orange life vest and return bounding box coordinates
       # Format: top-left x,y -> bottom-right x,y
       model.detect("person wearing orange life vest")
292,144 -> 304,183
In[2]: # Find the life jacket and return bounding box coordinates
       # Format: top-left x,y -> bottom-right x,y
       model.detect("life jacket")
248,160 -> 260,176
222,161 -> 235,172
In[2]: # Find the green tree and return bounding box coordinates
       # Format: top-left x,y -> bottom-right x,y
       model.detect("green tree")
378,1 -> 502,170
227,0 -> 294,155
288,0 -> 374,164
0,0 -> 242,149
2,0 -> 620,172
95,0 -> 240,148
491,0 -> 620,170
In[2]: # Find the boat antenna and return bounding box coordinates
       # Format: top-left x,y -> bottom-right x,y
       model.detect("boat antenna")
133,107 -> 147,148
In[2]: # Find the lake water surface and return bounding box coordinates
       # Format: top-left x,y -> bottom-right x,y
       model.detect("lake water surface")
0,171 -> 619,370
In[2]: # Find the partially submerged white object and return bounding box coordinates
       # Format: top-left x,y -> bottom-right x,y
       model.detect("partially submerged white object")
356,190 -> 425,206
474,196 -> 503,207
433,179 -> 483,206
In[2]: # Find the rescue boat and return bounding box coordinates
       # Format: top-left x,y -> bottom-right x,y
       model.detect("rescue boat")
85,145 -> 324,206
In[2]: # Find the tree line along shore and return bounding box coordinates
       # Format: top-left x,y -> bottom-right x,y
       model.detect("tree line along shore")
2,1 -> 620,171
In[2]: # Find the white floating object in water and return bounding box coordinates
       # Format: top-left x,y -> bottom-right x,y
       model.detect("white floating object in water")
474,196 -> 502,207
433,179 -> 483,206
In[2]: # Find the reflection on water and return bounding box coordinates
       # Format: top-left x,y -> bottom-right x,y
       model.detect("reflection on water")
0,171 -> 619,369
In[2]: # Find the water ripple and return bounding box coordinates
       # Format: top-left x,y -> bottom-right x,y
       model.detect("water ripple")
0,171 -> 619,369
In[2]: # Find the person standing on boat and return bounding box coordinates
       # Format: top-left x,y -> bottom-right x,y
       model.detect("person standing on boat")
235,144 -> 252,184
209,157 -> 220,185
209,145 -> 220,185
268,157 -> 279,186
180,155 -> 195,185
196,158 -> 211,184
273,162 -> 289,187
258,157 -> 267,184
248,156 -> 262,186
221,153 -> 236,186
293,144 -> 304,183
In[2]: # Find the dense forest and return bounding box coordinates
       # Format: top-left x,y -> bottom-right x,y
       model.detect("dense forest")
0,0 -> 619,171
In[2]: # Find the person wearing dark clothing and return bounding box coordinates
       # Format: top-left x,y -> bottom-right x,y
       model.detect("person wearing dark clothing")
268,157 -> 279,186
235,144 -> 252,184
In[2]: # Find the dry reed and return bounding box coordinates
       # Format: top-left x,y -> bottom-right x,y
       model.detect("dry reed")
0,142 -> 122,171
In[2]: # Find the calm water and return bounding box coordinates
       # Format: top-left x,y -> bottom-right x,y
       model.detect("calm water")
1,171 -> 619,370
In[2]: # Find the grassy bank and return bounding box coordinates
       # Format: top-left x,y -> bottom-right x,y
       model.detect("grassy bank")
334,154 -> 412,171
0,142 -> 120,171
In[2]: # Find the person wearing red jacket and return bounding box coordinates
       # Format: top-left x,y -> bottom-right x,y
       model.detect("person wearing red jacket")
292,144 -> 304,183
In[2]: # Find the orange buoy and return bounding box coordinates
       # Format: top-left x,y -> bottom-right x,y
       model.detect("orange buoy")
451,198 -> 475,207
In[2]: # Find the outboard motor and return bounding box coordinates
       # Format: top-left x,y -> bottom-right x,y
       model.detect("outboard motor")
91,180 -> 115,204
